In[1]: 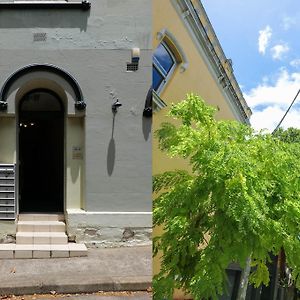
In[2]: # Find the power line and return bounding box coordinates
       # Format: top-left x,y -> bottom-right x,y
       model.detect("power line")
272,88 -> 300,134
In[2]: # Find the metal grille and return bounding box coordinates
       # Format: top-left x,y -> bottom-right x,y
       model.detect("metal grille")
33,32 -> 47,42
126,62 -> 139,72
0,164 -> 16,220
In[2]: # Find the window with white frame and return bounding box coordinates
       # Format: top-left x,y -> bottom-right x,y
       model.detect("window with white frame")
153,42 -> 176,94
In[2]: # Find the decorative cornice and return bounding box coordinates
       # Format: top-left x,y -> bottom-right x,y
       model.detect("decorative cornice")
175,0 -> 252,124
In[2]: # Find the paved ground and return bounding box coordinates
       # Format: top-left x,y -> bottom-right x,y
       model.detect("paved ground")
50,295 -> 151,300
0,291 -> 152,300
0,246 -> 152,296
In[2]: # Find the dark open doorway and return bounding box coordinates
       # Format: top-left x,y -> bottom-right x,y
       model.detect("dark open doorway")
18,89 -> 64,213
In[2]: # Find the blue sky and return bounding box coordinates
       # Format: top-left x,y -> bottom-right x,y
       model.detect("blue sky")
201,0 -> 300,131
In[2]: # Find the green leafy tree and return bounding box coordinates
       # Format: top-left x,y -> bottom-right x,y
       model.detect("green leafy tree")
274,127 -> 300,144
153,94 -> 300,300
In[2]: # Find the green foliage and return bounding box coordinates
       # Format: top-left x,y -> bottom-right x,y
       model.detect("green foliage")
248,260 -> 270,288
274,127 -> 300,144
153,94 -> 300,300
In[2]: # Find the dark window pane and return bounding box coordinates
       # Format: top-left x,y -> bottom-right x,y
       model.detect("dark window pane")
153,43 -> 175,74
153,66 -> 164,91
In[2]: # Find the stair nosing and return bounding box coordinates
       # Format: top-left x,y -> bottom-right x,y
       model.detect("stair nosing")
18,221 -> 65,224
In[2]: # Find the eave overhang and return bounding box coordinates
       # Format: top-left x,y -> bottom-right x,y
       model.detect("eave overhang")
174,0 -> 252,124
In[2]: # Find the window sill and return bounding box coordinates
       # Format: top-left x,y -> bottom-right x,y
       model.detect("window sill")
0,1 -> 91,10
153,90 -> 167,112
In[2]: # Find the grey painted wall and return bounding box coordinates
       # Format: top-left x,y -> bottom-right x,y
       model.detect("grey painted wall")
0,0 -> 151,50
0,0 -> 152,213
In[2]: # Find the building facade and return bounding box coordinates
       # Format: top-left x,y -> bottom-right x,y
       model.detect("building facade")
152,0 -> 251,299
0,0 -> 152,247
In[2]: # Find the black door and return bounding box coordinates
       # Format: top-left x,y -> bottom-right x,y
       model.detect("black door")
19,89 -> 64,213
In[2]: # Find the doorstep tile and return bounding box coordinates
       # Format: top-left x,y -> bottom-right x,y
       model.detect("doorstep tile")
17,223 -> 34,232
34,223 -> 50,232
0,244 -> 15,259
51,244 -> 69,258
68,243 -> 87,257
16,233 -> 33,244
15,244 -> 33,259
50,223 -> 65,232
51,234 -> 68,244
33,244 -> 51,258
33,235 -> 50,244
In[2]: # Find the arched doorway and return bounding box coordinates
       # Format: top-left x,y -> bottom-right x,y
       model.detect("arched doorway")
18,89 -> 64,213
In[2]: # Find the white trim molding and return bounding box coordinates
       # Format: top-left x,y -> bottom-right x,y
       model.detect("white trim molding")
66,209 -> 152,228
156,28 -> 189,73
172,0 -> 252,124
153,90 -> 167,112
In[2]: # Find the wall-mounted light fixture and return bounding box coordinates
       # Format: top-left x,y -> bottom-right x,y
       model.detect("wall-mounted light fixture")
20,122 -> 35,128
0,101 -> 7,111
131,48 -> 140,64
112,99 -> 122,113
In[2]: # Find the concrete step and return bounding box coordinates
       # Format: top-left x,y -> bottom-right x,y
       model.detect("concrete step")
18,214 -> 64,221
0,243 -> 87,259
17,221 -> 65,232
16,232 -> 68,245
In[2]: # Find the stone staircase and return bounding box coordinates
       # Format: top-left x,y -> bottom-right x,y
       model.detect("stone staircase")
0,214 -> 87,259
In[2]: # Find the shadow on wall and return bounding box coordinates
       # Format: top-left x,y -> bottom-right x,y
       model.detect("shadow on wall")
107,114 -> 116,176
0,10 -> 90,31
142,88 -> 152,141
142,115 -> 151,141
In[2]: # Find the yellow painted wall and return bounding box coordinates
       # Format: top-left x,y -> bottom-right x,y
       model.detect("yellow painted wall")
66,117 -> 85,209
153,0 -> 242,176
153,0 -> 239,119
153,1 -> 248,298
0,117 -> 16,164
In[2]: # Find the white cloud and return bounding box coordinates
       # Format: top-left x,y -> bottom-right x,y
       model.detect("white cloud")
244,69 -> 300,131
250,106 -> 285,132
290,59 -> 300,68
258,26 -> 272,55
282,16 -> 296,30
249,106 -> 300,132
262,75 -> 269,84
271,44 -> 289,60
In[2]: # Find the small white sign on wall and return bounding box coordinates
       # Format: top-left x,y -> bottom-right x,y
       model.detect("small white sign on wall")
72,146 -> 83,160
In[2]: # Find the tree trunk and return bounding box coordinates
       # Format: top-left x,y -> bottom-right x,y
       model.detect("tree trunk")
237,256 -> 251,300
